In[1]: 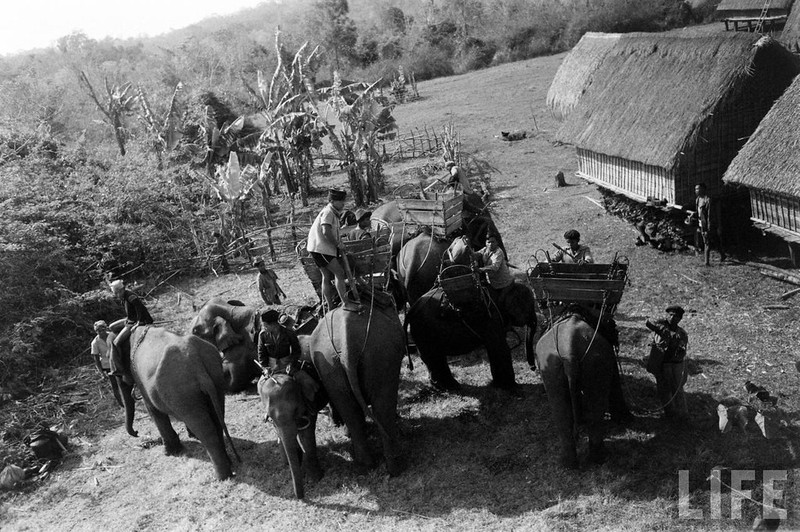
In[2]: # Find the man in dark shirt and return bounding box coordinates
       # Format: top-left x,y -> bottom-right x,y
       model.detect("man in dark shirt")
109,279 -> 154,384
258,310 -> 318,399
645,305 -> 689,421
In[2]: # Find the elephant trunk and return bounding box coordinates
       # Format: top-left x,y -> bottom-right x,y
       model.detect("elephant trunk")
276,422 -> 305,499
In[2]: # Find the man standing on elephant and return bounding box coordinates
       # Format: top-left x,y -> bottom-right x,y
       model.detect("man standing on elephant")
108,280 -> 154,385
306,189 -> 361,312
258,310 -> 319,400
645,305 -> 689,422
90,320 -> 123,407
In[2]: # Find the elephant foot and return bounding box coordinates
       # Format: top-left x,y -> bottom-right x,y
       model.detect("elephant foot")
386,454 -> 406,477
489,379 -> 520,395
588,442 -> 607,465
430,377 -> 461,393
126,428 -> 139,438
560,449 -> 579,470
164,441 -> 185,457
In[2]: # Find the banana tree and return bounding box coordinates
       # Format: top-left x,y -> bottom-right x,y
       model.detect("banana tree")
207,151 -> 260,257
77,71 -> 136,156
309,71 -> 398,206
135,82 -> 184,169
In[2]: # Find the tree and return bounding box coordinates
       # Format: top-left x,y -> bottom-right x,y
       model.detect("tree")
307,0 -> 359,72
76,71 -> 136,156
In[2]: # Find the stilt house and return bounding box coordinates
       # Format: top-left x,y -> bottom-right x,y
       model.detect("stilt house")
556,33 -> 799,209
546,32 -> 621,121
723,74 -> 800,262
717,0 -> 793,32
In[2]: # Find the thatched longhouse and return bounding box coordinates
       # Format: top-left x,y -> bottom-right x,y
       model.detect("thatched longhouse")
716,0 -> 793,18
723,74 -> 800,251
556,33 -> 800,208
546,32 -> 621,121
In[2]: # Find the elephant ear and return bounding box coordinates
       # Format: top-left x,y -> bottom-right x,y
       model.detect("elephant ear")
214,316 -> 243,352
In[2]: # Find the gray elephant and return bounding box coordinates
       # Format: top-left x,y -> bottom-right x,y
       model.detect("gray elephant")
534,307 -> 629,468
118,326 -> 239,480
257,343 -> 328,499
406,273 -> 537,392
188,298 -> 261,392
309,301 -> 406,476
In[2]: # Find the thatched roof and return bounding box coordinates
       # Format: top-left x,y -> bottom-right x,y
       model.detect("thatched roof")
546,33 -> 621,121
716,0 -> 793,12
781,1 -> 800,52
723,75 -> 800,197
556,33 -> 799,170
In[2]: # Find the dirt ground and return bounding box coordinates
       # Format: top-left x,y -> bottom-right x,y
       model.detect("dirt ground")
3,48 -> 800,531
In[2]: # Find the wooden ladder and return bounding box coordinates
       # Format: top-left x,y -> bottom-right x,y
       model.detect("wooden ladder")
754,0 -> 771,33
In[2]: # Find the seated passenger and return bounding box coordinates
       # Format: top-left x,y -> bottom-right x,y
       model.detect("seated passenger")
552,229 -> 594,265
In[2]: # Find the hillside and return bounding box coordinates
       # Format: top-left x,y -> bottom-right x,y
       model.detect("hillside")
3,46 -> 800,531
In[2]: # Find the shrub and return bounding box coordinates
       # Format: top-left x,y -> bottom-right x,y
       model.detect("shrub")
403,43 -> 454,81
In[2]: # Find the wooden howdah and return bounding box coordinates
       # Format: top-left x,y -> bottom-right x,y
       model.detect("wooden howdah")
397,192 -> 463,238
528,262 -> 628,309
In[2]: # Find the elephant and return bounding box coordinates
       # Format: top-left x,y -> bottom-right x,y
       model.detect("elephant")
118,325 -> 240,480
405,269 -> 537,392
188,298 -> 261,392
397,214 -> 506,306
257,361 -> 328,499
308,302 -> 406,476
533,306 -> 630,468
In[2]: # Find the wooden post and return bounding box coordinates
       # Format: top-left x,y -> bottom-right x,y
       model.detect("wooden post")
789,242 -> 798,268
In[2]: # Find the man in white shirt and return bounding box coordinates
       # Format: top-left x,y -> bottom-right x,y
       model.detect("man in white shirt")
90,320 -> 123,407
307,189 -> 361,312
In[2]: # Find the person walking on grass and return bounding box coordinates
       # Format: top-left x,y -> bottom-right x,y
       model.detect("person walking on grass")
694,183 -> 726,266
645,305 -> 689,422
306,189 -> 361,312
90,320 -> 123,407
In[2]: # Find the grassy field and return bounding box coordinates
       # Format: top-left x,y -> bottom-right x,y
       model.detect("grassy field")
3,47 -> 800,532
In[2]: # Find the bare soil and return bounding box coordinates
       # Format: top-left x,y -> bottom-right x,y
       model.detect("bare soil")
3,48 -> 800,531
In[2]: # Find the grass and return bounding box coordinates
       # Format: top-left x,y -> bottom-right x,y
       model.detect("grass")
3,27 -> 800,531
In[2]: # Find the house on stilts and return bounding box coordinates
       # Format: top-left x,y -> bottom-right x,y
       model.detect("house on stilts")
717,0 -> 793,32
723,74 -> 800,265
555,32 -> 800,211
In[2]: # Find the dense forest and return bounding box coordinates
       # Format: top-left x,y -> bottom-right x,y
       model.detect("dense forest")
0,0 -> 714,393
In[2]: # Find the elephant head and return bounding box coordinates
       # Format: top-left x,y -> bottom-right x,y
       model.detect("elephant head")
188,298 -> 260,392
258,373 -> 322,499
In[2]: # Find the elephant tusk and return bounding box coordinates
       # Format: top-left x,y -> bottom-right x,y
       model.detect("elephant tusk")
296,434 -> 307,454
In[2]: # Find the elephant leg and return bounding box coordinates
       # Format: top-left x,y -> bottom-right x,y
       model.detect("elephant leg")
370,396 -> 405,477
540,356 -> 578,469
328,383 -> 373,473
417,342 -> 460,391
609,361 -> 633,423
587,421 -> 607,465
117,378 -> 138,437
183,410 -> 232,481
300,414 -> 323,482
484,328 -> 516,390
108,374 -> 124,408
143,400 -> 183,456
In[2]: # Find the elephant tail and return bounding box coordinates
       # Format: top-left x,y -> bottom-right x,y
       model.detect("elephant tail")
343,362 -> 392,444
401,309 -> 415,372
564,359 -> 582,439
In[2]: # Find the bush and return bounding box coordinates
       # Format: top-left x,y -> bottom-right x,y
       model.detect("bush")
403,43 -> 454,81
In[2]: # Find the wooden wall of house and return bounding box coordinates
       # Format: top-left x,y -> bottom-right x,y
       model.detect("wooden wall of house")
718,9 -> 790,19
577,149 -> 676,203
750,189 -> 800,236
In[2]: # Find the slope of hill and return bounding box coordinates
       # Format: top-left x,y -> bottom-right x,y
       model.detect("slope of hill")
2,46 -> 799,531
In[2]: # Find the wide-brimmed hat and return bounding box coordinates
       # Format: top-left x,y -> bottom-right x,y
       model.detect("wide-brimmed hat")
328,189 -> 346,201
665,305 -> 685,316
355,208 -> 372,223
109,280 -> 124,292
